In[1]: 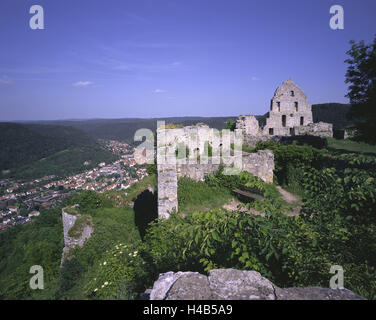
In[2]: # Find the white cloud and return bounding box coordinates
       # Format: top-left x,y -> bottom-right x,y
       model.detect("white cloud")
0,75 -> 14,84
73,81 -> 93,87
251,76 -> 260,81
152,89 -> 167,94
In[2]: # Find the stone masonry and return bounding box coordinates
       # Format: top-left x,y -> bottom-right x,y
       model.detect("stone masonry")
294,121 -> 333,137
157,148 -> 274,218
264,79 -> 313,136
157,163 -> 178,219
145,269 -> 365,300
236,79 -> 333,146
242,150 -> 274,183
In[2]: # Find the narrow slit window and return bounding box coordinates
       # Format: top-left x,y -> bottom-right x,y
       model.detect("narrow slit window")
282,115 -> 286,127
294,102 -> 298,111
269,128 -> 274,135
300,117 -> 304,125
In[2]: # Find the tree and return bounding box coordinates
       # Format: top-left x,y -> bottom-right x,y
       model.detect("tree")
225,119 -> 236,131
345,36 -> 376,143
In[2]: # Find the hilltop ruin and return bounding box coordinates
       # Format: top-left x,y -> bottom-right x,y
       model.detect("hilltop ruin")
156,79 -> 333,219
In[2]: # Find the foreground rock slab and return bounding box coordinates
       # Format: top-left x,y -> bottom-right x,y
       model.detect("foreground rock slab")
147,269 -> 365,300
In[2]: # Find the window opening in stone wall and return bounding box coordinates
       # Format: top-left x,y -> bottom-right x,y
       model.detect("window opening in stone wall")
282,115 -> 286,127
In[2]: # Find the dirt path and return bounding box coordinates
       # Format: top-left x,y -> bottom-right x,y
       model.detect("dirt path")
222,187 -> 302,217
222,199 -> 265,216
276,186 -> 301,216
276,186 -> 300,204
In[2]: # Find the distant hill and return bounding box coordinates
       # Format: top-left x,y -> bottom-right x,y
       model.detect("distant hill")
27,117 -> 237,144
0,123 -> 117,180
312,103 -> 352,130
11,103 -> 352,154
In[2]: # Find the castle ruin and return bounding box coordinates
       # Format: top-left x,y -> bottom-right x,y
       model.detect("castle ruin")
156,79 -> 333,219
236,79 -> 333,146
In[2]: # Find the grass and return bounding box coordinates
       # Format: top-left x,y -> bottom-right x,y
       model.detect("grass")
67,206 -> 141,299
124,174 -> 157,202
327,137 -> 376,155
68,215 -> 93,238
177,177 -> 234,213
165,123 -> 184,129
64,206 -> 80,215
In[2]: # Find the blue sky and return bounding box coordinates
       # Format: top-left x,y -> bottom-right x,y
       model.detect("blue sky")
1,0 -> 376,120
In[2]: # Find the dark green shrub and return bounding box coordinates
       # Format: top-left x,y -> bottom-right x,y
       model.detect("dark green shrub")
68,190 -> 113,214
255,141 -> 324,185
59,258 -> 85,296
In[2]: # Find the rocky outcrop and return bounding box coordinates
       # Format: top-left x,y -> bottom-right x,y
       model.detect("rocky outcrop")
61,207 -> 94,265
146,269 -> 365,300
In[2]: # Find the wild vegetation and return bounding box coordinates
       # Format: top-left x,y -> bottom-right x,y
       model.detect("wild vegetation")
1,37 -> 375,300
1,136 -> 375,300
345,36 -> 376,144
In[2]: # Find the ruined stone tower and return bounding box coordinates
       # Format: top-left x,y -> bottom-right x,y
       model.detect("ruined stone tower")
263,79 -> 313,136
236,79 -> 332,141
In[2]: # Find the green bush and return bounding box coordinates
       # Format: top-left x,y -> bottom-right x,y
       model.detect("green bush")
255,141 -> 324,185
0,207 -> 63,299
205,168 -> 287,214
58,258 -> 85,296
84,241 -> 144,299
138,207 -> 376,299
68,190 -> 113,214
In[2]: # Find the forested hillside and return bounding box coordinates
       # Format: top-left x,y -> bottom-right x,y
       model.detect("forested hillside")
26,104 -> 351,143
0,123 -> 117,180
312,103 -> 352,130
29,117 -> 237,144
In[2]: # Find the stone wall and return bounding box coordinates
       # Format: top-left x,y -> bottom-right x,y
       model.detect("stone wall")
144,269 -> 365,300
242,150 -> 274,183
157,150 -> 274,218
61,207 -> 94,265
157,164 -> 178,219
294,122 -> 333,138
177,161 -> 220,181
242,134 -> 270,148
235,79 -> 333,139
236,115 -> 260,136
263,79 -> 313,136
